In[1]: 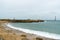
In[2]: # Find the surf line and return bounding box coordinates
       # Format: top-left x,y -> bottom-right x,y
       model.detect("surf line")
5,23 -> 60,40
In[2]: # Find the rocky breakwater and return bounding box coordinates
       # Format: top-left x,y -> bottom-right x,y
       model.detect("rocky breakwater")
0,19 -> 44,23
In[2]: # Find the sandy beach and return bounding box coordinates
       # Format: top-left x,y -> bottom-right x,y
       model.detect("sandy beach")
0,21 -> 58,40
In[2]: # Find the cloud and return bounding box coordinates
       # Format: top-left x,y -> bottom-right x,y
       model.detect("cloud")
0,0 -> 60,20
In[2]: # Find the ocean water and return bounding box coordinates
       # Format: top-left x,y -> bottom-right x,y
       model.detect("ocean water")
10,20 -> 60,35
7,20 -> 60,39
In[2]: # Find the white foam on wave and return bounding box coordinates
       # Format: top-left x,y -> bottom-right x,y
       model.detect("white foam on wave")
5,23 -> 60,40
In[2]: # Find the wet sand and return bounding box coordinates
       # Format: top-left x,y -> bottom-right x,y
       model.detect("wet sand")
0,21 -> 57,40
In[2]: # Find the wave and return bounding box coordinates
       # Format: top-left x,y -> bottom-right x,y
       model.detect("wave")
5,23 -> 60,40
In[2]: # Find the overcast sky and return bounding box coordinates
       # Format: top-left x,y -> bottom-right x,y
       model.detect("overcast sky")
0,0 -> 60,20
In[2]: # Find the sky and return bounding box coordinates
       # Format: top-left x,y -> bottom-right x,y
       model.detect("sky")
0,0 -> 60,20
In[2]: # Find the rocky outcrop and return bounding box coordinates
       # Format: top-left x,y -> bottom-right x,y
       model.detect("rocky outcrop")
0,19 -> 44,23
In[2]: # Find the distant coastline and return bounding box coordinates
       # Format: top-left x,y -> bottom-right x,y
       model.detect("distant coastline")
0,19 -> 44,23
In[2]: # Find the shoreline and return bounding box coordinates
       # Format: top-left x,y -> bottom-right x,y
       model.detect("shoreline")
0,21 -> 60,40
5,23 -> 60,40
0,22 -> 37,40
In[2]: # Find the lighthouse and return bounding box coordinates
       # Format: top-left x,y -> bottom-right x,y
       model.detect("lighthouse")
55,16 -> 56,21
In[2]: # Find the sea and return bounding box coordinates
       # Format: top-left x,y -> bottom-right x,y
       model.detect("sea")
6,20 -> 60,39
